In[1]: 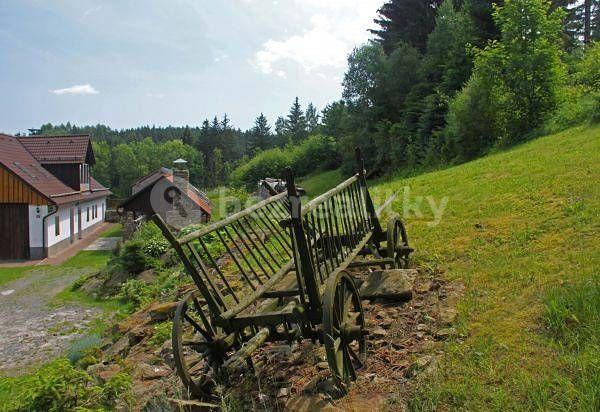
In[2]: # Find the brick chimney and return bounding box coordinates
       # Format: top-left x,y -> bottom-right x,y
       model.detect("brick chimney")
172,158 -> 189,184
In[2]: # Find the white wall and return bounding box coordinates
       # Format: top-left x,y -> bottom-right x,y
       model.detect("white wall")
46,204 -> 72,247
28,205 -> 48,248
44,197 -> 108,247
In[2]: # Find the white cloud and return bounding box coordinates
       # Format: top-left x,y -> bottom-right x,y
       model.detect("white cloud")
253,0 -> 380,76
50,84 -> 99,95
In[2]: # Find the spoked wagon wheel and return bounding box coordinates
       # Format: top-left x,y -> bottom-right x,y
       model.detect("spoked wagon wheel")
323,271 -> 367,393
387,216 -> 411,269
172,291 -> 225,400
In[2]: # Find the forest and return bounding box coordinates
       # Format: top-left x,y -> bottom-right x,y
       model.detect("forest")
36,0 -> 599,196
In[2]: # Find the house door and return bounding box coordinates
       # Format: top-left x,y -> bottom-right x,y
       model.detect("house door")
77,206 -> 82,239
0,204 -> 29,260
69,207 -> 75,243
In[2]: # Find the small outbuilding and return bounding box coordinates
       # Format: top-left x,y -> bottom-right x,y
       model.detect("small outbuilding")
119,161 -> 211,229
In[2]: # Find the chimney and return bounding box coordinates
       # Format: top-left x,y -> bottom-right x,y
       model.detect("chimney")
172,158 -> 189,183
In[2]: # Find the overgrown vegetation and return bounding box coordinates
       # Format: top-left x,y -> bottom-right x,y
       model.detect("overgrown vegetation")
0,358 -> 132,411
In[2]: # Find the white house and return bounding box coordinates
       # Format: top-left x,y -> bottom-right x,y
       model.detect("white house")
0,133 -> 111,260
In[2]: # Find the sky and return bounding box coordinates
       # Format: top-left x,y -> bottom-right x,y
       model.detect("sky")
0,0 -> 381,134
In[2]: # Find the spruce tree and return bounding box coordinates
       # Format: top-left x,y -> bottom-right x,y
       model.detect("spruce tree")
305,103 -> 319,134
248,113 -> 272,154
286,97 -> 308,143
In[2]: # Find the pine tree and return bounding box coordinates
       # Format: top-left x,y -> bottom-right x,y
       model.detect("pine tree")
305,103 -> 320,134
182,126 -> 194,146
369,0 -> 444,53
248,113 -> 272,154
286,97 -> 308,143
274,116 -> 288,146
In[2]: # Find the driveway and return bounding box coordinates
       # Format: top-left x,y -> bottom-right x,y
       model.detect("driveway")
0,265 -> 103,376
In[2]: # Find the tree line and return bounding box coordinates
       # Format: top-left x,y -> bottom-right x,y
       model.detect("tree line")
37,0 -> 599,196
36,97 -> 323,197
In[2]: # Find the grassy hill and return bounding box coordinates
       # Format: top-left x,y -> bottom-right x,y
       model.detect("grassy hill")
359,124 -> 599,410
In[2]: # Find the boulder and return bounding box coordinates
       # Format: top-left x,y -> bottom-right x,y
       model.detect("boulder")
360,269 -> 416,302
113,309 -> 151,335
148,301 -> 179,322
103,334 -> 131,361
105,270 -> 131,290
136,269 -> 157,285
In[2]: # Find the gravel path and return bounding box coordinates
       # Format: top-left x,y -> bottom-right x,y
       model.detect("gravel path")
0,266 -> 102,376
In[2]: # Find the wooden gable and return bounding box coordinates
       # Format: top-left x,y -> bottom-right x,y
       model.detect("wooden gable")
0,164 -> 49,205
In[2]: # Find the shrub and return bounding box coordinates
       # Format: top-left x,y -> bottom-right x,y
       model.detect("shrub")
230,135 -> 340,189
230,147 -> 290,189
67,333 -> 102,365
119,240 -> 150,274
149,321 -> 172,347
0,358 -> 132,411
118,278 -> 155,309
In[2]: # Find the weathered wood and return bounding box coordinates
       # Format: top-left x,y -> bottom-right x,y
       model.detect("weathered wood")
177,191 -> 287,244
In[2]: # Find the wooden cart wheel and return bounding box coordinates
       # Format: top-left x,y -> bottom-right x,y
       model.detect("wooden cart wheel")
387,216 -> 410,269
323,271 -> 366,393
172,291 -> 223,400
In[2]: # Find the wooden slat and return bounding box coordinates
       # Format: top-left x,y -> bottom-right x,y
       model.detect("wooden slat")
0,165 -> 47,205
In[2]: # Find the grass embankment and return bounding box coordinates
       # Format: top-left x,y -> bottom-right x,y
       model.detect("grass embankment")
99,223 -> 123,238
366,125 -> 599,410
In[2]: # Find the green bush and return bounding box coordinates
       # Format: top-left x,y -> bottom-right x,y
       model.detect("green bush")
118,240 -> 150,274
0,358 -> 132,411
230,147 -> 290,189
118,278 -> 155,309
230,135 -> 340,189
149,321 -> 172,347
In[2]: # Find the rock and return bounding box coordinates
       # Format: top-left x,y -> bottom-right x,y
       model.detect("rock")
136,269 -> 157,284
439,308 -> 458,325
87,363 -> 122,383
80,276 -> 105,294
416,324 -> 428,332
435,327 -> 456,340
285,393 -> 332,412
129,326 -> 152,346
103,334 -> 130,360
371,327 -> 388,338
137,362 -> 171,380
148,301 -> 178,322
360,269 -> 415,302
113,308 -> 152,335
157,339 -> 173,364
316,361 -> 330,370
277,387 -> 290,398
105,270 -> 130,290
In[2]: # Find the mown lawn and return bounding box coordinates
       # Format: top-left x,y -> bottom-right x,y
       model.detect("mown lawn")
99,223 -> 123,238
368,125 -> 599,410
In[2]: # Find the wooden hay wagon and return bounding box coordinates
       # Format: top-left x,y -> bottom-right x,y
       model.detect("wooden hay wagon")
152,149 -> 413,399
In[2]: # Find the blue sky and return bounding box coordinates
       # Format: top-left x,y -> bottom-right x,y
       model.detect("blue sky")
0,0 -> 381,134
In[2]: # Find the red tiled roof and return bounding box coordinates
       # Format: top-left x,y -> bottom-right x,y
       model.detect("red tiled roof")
0,134 -> 110,205
17,134 -> 95,165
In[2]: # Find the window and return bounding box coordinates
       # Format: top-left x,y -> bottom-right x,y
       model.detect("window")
54,215 -> 60,236
93,204 -> 97,219
87,207 -> 90,222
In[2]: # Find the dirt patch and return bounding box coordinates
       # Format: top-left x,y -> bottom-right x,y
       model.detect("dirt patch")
95,266 -> 462,410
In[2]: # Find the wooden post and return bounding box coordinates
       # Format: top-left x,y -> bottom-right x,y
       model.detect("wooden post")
355,148 -> 383,238
285,168 -> 321,317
